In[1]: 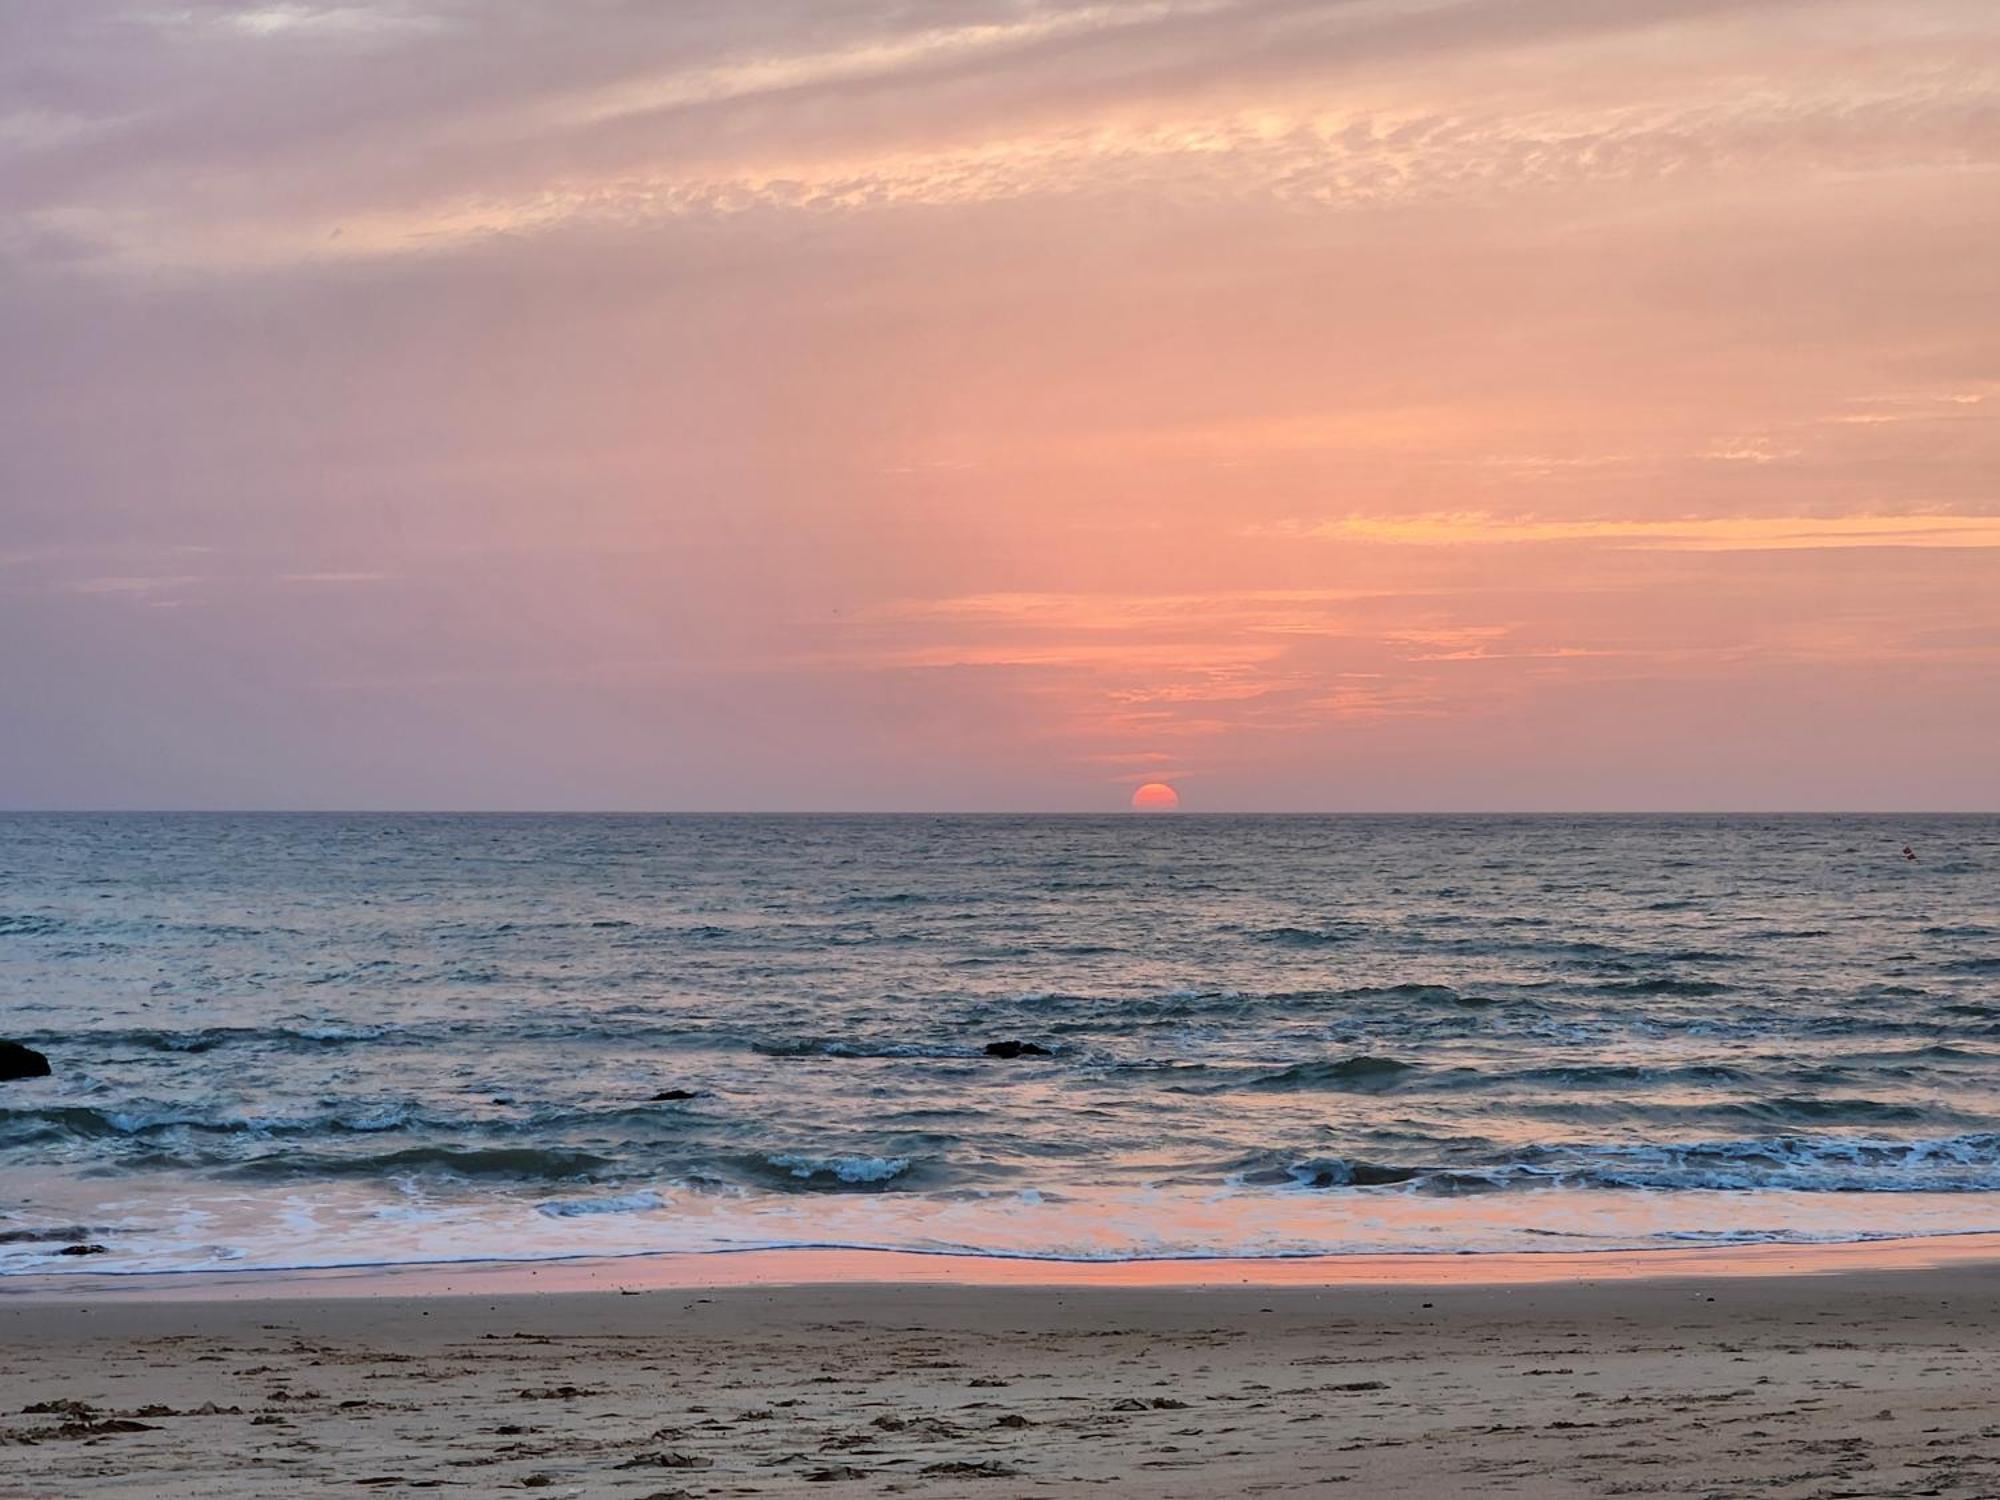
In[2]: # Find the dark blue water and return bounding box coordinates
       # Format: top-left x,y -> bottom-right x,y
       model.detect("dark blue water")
3,814 -> 1997,1273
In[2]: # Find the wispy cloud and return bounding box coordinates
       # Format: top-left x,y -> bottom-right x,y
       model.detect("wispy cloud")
1259,513 -> 2000,551
63,574 -> 203,595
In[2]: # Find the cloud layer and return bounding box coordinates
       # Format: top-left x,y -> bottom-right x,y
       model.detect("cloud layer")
2,0 -> 1997,808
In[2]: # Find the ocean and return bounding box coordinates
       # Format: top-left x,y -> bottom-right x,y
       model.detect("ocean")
2,812 -> 1997,1277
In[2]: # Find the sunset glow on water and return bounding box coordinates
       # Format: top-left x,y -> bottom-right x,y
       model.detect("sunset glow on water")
4,814 -> 1997,1276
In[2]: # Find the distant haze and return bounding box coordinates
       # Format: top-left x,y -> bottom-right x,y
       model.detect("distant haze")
2,1 -> 1997,811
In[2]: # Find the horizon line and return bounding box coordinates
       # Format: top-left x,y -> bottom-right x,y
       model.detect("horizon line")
0,808 -> 1991,819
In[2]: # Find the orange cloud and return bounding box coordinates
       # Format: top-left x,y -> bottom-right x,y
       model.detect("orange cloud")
1264,513 -> 2000,551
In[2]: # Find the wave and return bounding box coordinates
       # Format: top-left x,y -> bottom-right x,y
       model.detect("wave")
1240,1055 -> 1419,1092
1164,1056 -> 1822,1098
224,1146 -> 616,1182
1510,1063 -> 1751,1088
18,1023 -> 390,1055
753,1038 -> 985,1061
983,983 -> 1519,1026
1270,1159 -> 1424,1189
759,1153 -> 913,1189
0,1097 -> 705,1149
0,914 -> 66,936
1261,1132 -> 2000,1195
1551,1133 -> 2000,1192
1726,1096 -> 1929,1125
536,1190 -> 668,1218
1595,977 -> 1732,997
1247,925 -> 1366,947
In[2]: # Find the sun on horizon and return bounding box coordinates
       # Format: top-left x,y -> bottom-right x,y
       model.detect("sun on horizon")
1130,782 -> 1181,812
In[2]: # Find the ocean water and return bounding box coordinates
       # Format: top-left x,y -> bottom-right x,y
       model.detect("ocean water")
2,812 -> 1998,1277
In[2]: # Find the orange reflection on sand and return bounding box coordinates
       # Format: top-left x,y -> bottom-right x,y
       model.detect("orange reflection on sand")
19,1234 -> 2000,1303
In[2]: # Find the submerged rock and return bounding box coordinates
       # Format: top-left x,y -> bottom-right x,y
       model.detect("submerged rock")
983,1041 -> 1052,1059
0,1226 -> 92,1246
0,1041 -> 50,1081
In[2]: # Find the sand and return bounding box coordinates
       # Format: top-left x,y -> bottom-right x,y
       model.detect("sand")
5,1247 -> 2000,1498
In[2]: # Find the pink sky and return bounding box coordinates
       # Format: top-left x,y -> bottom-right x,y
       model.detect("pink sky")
2,0 -> 1996,809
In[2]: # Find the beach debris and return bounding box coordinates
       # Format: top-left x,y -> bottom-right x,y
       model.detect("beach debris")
517,1386 -> 598,1401
821,1431 -> 882,1451
983,1041 -> 1052,1059
55,1243 -> 108,1256
1109,1397 -> 1151,1411
805,1465 -> 870,1482
921,1460 -> 1022,1479
1331,1381 -> 1388,1393
650,1089 -> 702,1101
0,1041 -> 50,1082
69,1418 -> 158,1436
994,1413 -> 1033,1428
616,1451 -> 714,1470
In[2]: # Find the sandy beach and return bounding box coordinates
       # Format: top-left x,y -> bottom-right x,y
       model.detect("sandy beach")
6,1244 -> 2000,1498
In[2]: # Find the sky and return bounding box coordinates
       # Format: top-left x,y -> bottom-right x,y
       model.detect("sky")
2,0 -> 1997,811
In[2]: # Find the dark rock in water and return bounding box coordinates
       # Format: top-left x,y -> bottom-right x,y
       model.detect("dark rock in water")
56,1243 -> 109,1256
24,1400 -> 97,1417
984,1041 -> 1052,1059
651,1088 -> 701,1101
0,1041 -> 51,1081
0,1226 -> 92,1246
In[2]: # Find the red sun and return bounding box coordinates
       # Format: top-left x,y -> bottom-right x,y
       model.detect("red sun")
1130,782 -> 1181,811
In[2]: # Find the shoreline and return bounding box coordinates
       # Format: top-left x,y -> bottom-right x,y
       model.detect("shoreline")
11,1227 -> 2000,1301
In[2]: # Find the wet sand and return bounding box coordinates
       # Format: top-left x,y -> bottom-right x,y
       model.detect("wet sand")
5,1245 -> 2000,1497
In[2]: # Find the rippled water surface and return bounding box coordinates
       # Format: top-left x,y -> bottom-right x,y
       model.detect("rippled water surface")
3,813 -> 1998,1273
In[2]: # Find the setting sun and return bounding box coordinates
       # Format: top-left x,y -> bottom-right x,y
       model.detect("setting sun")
1130,782 -> 1181,812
